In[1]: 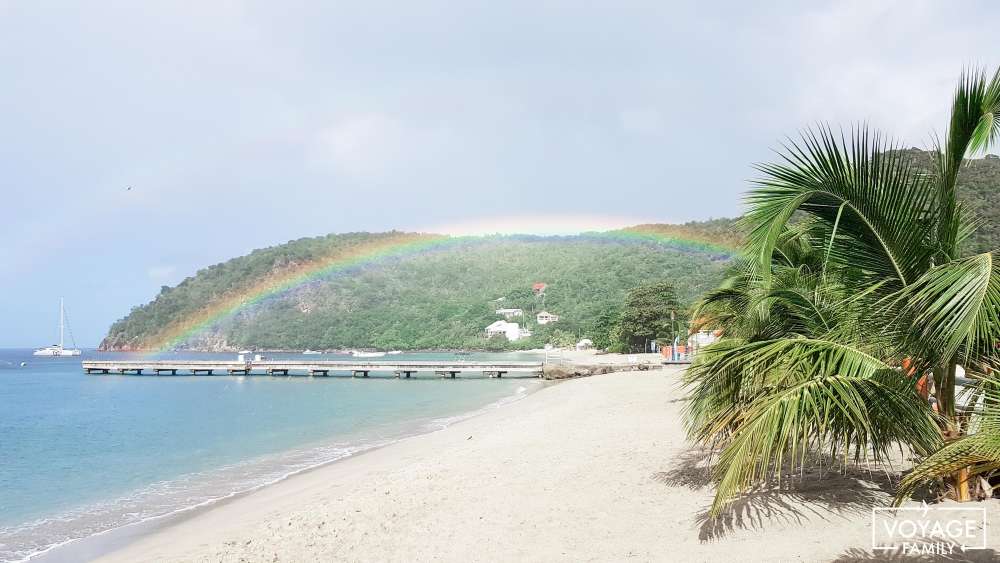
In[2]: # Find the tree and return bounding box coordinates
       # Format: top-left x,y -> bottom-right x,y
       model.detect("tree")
616,281 -> 683,353
686,67 -> 1000,514
548,329 -> 578,348
589,308 -> 623,351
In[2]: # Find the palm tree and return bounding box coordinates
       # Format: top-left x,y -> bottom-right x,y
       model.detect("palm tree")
687,68 -> 1000,514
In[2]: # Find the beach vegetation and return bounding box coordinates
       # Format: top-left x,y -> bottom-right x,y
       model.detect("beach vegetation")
611,281 -> 685,353
685,68 -> 1000,514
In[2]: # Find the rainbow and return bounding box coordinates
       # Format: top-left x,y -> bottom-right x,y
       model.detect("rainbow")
142,227 -> 739,352
601,225 -> 738,256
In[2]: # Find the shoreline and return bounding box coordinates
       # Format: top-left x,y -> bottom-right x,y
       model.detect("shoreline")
27,441 -> 386,563
55,366 -> 1000,562
34,364 -> 1000,562
24,378 -> 549,563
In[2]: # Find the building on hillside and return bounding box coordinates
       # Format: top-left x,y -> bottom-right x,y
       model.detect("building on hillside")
532,282 -> 547,295
485,320 -> 512,339
495,308 -> 523,319
485,320 -> 531,342
536,311 -> 560,325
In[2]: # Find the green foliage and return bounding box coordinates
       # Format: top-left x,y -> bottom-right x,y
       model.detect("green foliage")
614,281 -> 684,353
546,328 -> 579,348
589,308 -> 623,351
895,380 -> 1000,503
686,67 -> 1000,514
102,230 -> 730,351
894,148 -> 1000,254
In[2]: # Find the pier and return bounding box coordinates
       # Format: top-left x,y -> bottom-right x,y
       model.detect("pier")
82,360 -> 544,378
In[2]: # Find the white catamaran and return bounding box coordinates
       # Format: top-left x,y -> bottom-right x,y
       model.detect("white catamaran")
34,298 -> 82,357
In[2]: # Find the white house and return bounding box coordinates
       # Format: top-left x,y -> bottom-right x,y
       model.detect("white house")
485,320 -> 531,342
536,311 -> 559,325
495,308 -> 523,320
485,320 -> 508,338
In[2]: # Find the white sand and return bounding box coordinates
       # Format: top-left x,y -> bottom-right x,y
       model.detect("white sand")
95,368 -> 1000,562
556,348 -> 666,366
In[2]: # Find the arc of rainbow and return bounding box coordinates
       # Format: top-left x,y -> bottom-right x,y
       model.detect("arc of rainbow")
142,228 -> 738,352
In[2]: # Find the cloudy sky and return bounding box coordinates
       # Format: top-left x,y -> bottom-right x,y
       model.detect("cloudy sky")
2,0 -> 998,346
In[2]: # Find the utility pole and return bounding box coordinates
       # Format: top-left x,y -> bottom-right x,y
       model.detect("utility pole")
670,310 -> 677,361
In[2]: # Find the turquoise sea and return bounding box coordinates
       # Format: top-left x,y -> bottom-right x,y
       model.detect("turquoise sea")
0,349 -> 541,562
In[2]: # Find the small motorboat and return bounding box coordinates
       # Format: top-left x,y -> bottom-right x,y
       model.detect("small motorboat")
352,350 -> 386,358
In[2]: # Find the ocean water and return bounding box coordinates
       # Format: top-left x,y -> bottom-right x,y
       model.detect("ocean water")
0,349 -> 541,562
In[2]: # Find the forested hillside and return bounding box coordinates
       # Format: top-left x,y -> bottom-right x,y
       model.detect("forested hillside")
100,150 -> 997,353
898,149 -> 1000,253
101,224 -> 736,352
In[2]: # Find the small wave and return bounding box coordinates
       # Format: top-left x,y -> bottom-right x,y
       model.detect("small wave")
0,442 -> 379,563
1,380 -> 541,563
422,380 -> 537,431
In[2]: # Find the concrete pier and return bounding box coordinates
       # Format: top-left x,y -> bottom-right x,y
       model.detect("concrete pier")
82,360 -> 544,378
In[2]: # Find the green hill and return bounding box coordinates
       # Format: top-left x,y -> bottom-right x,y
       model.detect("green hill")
897,149 -> 1000,254
100,225 -> 736,352
102,150 -> 998,353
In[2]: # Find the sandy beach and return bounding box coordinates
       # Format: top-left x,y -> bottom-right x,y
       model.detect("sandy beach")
88,367 -> 1000,562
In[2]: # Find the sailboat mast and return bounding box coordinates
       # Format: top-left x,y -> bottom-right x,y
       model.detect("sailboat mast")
60,298 -> 65,348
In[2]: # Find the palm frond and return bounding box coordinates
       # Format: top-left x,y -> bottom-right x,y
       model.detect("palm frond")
743,125 -> 936,291
683,338 -> 757,445
684,336 -> 913,448
936,67 -> 1000,258
691,66 -> 1000,511
896,252 -> 1000,365
895,381 -> 1000,504
946,67 -> 1000,162
712,369 -> 940,515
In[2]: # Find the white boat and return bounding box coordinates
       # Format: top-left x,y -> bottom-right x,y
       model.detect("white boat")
33,299 -> 82,357
351,350 -> 386,358
387,350 -> 403,355
302,349 -> 322,355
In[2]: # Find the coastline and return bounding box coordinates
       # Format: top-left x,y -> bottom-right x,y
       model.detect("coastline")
25,375 -> 546,563
53,366 -> 999,562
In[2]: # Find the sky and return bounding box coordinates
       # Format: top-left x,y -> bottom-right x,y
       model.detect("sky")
1,0 -> 998,347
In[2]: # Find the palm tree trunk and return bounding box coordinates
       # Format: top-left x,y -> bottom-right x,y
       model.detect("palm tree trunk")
934,363 -> 956,420
957,467 -> 971,501
934,360 -> 970,501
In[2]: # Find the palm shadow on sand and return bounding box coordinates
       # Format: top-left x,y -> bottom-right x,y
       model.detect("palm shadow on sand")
653,448 -> 898,542
830,547 -> 1000,562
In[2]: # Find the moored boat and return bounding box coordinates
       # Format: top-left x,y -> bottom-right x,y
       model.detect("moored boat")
351,350 -> 386,358
33,299 -> 82,357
